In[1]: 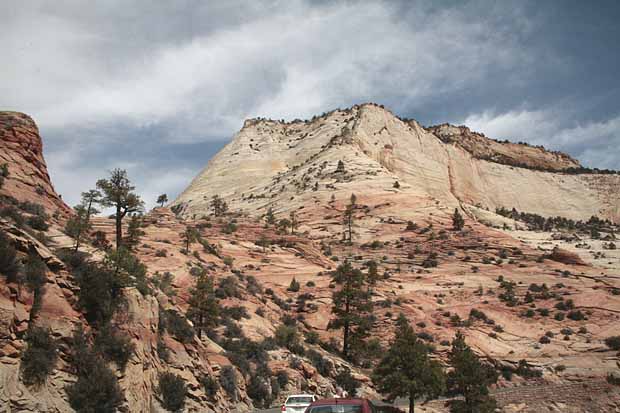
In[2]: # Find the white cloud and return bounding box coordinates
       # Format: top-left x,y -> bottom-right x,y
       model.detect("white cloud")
1,1 -> 533,143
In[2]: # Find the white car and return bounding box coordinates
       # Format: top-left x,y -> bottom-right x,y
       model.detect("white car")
281,394 -> 317,413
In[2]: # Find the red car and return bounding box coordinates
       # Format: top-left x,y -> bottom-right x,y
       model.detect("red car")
304,398 -> 378,413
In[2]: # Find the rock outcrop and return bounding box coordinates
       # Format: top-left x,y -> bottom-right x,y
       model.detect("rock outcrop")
0,112 -> 71,216
174,103 -> 620,223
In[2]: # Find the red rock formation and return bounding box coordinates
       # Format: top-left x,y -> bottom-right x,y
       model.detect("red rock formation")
0,112 -> 71,216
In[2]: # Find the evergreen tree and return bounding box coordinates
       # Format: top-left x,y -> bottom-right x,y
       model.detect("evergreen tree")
290,211 -> 298,235
96,169 -> 143,249
65,190 -> 101,252
187,274 -> 219,339
373,314 -> 445,413
343,193 -> 357,243
0,163 -> 9,189
447,331 -> 498,413
452,208 -> 465,231
157,194 -> 168,207
329,260 -> 373,360
181,226 -> 199,253
125,215 -> 145,250
210,195 -> 228,217
336,160 -> 345,173
265,207 -> 276,226
277,218 -> 291,234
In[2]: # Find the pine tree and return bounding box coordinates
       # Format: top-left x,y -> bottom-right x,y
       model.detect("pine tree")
290,211 -> 298,235
452,208 -> 465,231
0,163 -> 9,189
265,207 -> 275,226
65,190 -> 101,252
210,195 -> 228,217
447,331 -> 498,413
336,160 -> 345,173
96,169 -> 143,249
329,260 -> 373,360
187,274 -> 219,339
181,226 -> 199,253
125,215 -> 145,250
373,314 -> 445,413
343,193 -> 357,243
157,194 -> 168,207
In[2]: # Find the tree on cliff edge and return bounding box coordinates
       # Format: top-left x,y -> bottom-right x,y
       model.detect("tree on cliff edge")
97,169 -> 144,250
157,193 -> 168,207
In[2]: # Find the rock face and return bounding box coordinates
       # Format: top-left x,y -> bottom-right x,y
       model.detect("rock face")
174,103 -> 620,223
2,106 -> 620,412
0,112 -> 71,216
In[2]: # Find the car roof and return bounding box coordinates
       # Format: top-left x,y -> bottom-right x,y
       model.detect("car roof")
310,398 -> 365,406
287,394 -> 315,398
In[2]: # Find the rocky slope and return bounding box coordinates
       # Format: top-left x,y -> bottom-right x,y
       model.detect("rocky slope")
1,107 -> 619,412
0,112 -> 71,217
173,103 -> 620,223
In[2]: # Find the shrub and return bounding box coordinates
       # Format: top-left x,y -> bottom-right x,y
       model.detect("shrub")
276,370 -> 289,387
162,310 -> 195,343
554,312 -> 565,321
335,368 -> 360,397
0,230 -> 21,282
73,262 -> 120,325
66,353 -> 123,413
287,277 -> 300,292
158,372 -> 187,412
221,305 -> 250,321
306,280 -> 316,287
305,330 -> 320,344
216,276 -> 241,299
567,310 -> 585,321
604,336 -> 620,351
539,335 -> 551,344
201,375 -> 220,398
515,359 -> 542,378
306,349 -> 332,376
220,365 -> 238,401
94,326 -> 135,370
20,326 -> 57,386
27,214 -> 49,231
274,324 -> 303,354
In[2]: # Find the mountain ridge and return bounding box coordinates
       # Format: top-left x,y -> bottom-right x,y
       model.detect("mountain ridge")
173,103 -> 620,223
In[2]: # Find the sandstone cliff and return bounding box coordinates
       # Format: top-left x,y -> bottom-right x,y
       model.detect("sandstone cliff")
173,103 -> 620,223
0,112 -> 71,217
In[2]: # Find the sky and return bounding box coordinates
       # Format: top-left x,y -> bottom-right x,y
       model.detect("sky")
1,0 -> 619,209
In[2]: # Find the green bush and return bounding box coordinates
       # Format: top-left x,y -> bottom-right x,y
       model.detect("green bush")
73,262 -> 119,324
220,365 -> 238,401
158,372 -> 187,412
0,230 -> 21,282
94,325 -> 135,370
335,368 -> 360,397
201,375 -> 220,398
66,357 -> 123,413
604,336 -> 620,351
161,310 -> 195,343
287,277 -> 300,292
20,326 -> 57,386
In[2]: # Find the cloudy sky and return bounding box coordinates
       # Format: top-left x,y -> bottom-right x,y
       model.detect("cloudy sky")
2,0 -> 619,208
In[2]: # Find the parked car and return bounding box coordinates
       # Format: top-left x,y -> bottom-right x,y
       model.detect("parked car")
281,394 -> 318,413
304,398 -> 378,413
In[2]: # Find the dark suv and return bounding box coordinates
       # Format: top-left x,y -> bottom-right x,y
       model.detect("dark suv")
304,398 -> 378,413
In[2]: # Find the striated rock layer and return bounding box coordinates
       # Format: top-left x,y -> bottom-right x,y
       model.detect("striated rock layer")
0,112 -> 71,216
174,103 -> 620,223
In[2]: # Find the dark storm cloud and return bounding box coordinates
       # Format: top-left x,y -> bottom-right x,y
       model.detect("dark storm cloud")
1,0 -> 619,207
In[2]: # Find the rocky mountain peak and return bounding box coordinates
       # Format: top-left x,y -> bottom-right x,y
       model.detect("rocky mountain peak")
0,112 -> 71,216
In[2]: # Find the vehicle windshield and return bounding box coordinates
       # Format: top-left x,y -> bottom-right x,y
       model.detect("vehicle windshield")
286,396 -> 314,404
307,406 -> 362,413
